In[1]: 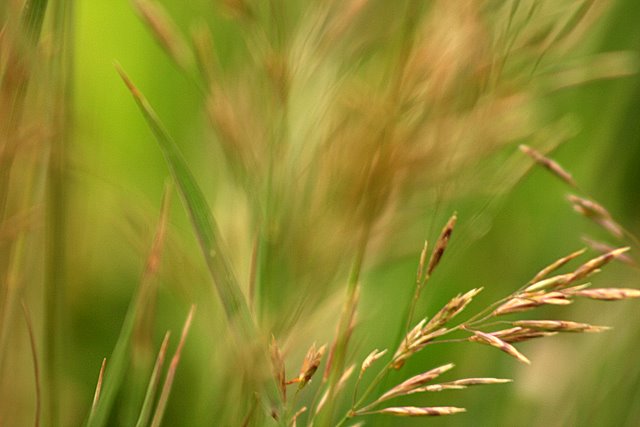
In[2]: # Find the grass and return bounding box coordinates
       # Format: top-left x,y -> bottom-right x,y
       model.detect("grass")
1,0 -> 640,426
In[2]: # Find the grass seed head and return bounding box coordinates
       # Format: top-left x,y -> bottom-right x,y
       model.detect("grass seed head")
427,213 -> 457,276
269,336 -> 286,402
513,320 -> 610,333
378,363 -> 455,402
469,329 -> 531,365
360,349 -> 387,378
569,247 -> 630,282
480,326 -> 558,343
372,406 -> 466,417
565,288 -> 640,301
525,273 -> 574,293
416,240 -> 429,283
582,237 -> 637,268
494,291 -> 573,316
528,248 -> 586,285
449,377 -> 512,386
133,0 -> 193,70
425,288 -> 482,331
520,144 -> 577,187
408,377 -> 511,394
567,195 -> 624,238
296,343 -> 327,388
392,327 -> 447,370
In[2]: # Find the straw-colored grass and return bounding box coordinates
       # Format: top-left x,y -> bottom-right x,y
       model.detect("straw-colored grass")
1,0 -> 639,426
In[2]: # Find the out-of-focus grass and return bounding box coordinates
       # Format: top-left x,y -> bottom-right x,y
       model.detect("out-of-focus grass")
1,0 -> 639,426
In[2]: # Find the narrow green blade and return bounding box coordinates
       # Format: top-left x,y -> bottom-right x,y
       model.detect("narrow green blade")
135,332 -> 171,427
116,65 -> 254,338
86,183 -> 173,427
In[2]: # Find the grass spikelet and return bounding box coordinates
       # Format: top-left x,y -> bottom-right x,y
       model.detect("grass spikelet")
520,144 -> 577,188
132,0 -> 193,70
292,343 -> 326,389
190,24 -> 218,88
582,237 -> 637,268
360,349 -> 387,379
391,327 -> 447,370
525,273 -> 573,293
427,214 -> 457,276
512,320 -> 609,333
468,329 -> 531,365
482,327 -> 558,343
365,406 -> 466,417
377,363 -> 454,403
150,305 -> 196,427
448,377 -> 512,386
425,288 -> 482,331
408,377 -> 512,394
416,240 -> 429,284
567,195 -> 624,238
565,288 -> 640,301
569,247 -> 630,282
270,336 -> 286,403
494,291 -> 573,316
528,248 -> 586,285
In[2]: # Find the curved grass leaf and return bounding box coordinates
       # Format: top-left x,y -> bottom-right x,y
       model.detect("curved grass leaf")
116,65 -> 254,339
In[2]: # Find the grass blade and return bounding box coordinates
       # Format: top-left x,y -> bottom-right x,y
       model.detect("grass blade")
150,306 -> 196,427
135,332 -> 171,427
86,185 -> 173,427
116,65 -> 254,338
88,358 -> 107,424
21,301 -> 41,427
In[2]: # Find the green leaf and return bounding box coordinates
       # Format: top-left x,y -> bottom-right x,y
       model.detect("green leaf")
116,65 -> 254,339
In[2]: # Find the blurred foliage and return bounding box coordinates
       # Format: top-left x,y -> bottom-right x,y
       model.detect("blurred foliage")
1,0 -> 639,426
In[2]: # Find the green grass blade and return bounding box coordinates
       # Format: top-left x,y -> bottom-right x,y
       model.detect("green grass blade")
88,358 -> 107,424
85,292 -> 144,427
116,65 -> 254,338
150,306 -> 195,427
21,301 -> 41,427
135,332 -> 171,427
86,184 -> 172,427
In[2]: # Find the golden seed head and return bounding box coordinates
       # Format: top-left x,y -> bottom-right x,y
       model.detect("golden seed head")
297,343 -> 327,388
373,406 -> 466,417
469,329 -> 531,365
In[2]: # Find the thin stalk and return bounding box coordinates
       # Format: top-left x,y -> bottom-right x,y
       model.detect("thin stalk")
0,153 -> 39,413
21,301 -> 41,427
134,332 -> 171,427
149,306 -> 196,427
314,222 -> 370,427
0,0 -> 50,222
43,2 -> 74,425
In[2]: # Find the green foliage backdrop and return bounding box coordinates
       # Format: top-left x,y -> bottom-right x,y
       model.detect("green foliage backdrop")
1,0 -> 639,426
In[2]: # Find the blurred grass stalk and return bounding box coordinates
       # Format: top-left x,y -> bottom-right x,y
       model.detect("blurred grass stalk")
45,1 -> 73,426
126,0 -> 639,425
0,0 -> 73,425
3,0 -> 639,425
